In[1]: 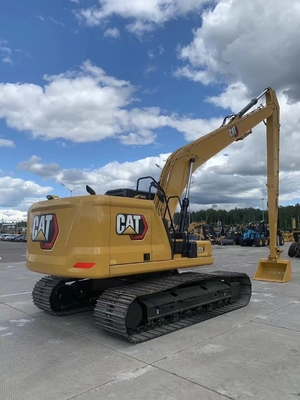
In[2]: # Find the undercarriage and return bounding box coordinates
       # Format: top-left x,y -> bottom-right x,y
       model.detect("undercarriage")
32,270 -> 252,343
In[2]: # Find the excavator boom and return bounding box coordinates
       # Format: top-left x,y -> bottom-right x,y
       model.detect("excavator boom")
156,89 -> 272,220
154,87 -> 291,282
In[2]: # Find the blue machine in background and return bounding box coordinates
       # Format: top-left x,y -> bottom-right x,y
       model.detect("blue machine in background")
239,221 -> 268,247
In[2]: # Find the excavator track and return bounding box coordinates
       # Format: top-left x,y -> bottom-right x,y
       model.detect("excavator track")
32,275 -> 98,316
94,271 -> 252,344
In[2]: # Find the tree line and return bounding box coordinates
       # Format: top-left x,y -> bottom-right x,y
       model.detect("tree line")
2,204 -> 300,232
174,204 -> 300,231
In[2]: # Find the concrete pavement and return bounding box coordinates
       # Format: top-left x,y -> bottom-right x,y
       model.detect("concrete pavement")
1,242 -> 300,400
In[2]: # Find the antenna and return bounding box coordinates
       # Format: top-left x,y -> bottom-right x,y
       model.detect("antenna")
61,183 -> 79,197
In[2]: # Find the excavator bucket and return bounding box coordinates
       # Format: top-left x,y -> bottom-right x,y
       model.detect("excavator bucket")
253,258 -> 292,283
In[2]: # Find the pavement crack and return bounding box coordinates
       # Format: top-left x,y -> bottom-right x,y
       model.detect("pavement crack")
255,320 -> 300,333
77,334 -> 145,364
1,302 -> 33,317
65,365 -> 151,400
171,321 -> 250,357
152,365 -> 235,400
65,378 -> 117,400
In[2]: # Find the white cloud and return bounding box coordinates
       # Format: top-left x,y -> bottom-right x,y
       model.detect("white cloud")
2,56 -> 13,65
4,0 -> 300,214
0,177 -> 52,208
205,82 -> 250,113
49,17 -> 65,26
184,84 -> 300,211
119,130 -> 156,145
18,156 -> 61,178
143,65 -> 157,76
0,158 -> 53,224
168,0 -> 300,208
0,37 -> 13,65
0,138 -> 15,147
125,20 -> 154,37
18,153 -> 169,193
148,50 -> 155,59
0,208 -> 28,223
0,37 -> 28,65
76,0 -> 210,34
0,194 -> 50,222
0,60 -> 221,145
70,0 -> 80,4
202,83 -> 300,177
11,81 -> 300,219
169,114 -> 221,141
176,0 -> 300,101
103,27 -> 120,38
17,147 -> 300,213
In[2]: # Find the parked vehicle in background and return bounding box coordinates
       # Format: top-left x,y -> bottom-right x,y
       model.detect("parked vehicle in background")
0,234 -> 10,241
15,235 -> 27,242
4,235 -> 15,241
0,233 -> 27,242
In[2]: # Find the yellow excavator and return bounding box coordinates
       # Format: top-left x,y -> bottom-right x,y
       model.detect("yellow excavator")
26,87 -> 291,343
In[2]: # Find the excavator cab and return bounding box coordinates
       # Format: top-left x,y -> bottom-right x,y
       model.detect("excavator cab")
134,176 -> 207,259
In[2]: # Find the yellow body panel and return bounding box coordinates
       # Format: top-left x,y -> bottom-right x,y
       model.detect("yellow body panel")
108,196 -> 171,266
27,196 -> 111,278
26,195 -> 213,279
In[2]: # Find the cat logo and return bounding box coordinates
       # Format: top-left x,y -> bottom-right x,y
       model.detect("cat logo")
31,214 -> 59,250
116,214 -> 148,240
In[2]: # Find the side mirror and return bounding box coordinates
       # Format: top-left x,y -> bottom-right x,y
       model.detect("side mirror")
86,185 -> 96,195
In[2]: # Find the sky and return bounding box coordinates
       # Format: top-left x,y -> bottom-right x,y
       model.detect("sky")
1,0 -> 300,222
